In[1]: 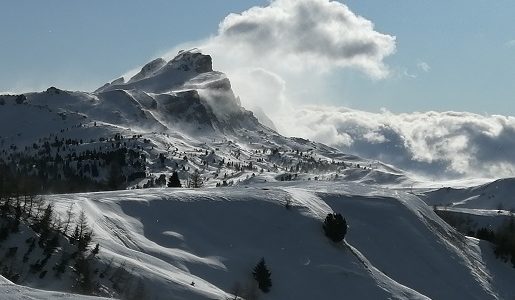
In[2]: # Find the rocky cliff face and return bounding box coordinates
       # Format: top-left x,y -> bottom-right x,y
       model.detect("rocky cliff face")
96,49 -> 217,94
6,49 -> 269,137
128,58 -> 167,83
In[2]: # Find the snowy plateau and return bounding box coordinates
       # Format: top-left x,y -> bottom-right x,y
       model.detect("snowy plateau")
0,49 -> 514,300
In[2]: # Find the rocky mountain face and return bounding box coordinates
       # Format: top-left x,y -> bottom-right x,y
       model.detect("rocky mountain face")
92,49 -> 257,133
0,49 -> 409,198
96,50 -> 214,93
0,50 -> 265,140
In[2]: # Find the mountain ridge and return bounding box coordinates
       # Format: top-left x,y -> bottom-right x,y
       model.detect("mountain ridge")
0,49 -> 410,191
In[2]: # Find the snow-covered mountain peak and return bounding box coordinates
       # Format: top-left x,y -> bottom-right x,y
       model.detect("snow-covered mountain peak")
166,49 -> 212,74
77,49 -> 262,135
128,57 -> 166,83
96,49 -> 215,94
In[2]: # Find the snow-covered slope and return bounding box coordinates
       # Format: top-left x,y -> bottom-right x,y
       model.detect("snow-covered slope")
96,49 -> 215,94
4,49 -> 508,299
420,178 -> 515,244
40,182 -> 513,300
1,50 -> 260,140
0,50 -> 411,190
422,177 -> 515,210
0,275 -> 107,300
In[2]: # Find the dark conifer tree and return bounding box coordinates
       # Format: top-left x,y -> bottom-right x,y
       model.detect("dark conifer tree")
323,213 -> 348,243
252,258 -> 272,293
37,204 -> 53,240
167,171 -> 182,188
159,153 -> 166,165
156,174 -> 167,186
76,210 -> 92,252
12,203 -> 22,232
91,243 -> 100,255
187,170 -> 203,188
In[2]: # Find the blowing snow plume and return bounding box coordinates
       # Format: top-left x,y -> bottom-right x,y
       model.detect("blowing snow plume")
163,0 -> 396,110
158,0 -> 514,179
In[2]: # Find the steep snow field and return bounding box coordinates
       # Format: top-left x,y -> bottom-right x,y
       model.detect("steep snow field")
38,182 -> 513,299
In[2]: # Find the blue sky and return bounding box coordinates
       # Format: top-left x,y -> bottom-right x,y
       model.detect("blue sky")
1,0 -> 514,115
340,0 -> 515,114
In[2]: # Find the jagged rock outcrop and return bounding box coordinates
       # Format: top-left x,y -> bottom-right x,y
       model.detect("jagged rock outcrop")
4,49 -> 268,136
128,58 -> 167,83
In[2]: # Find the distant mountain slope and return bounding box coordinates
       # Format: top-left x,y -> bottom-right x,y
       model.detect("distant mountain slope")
0,50 -> 411,191
422,177 -> 515,210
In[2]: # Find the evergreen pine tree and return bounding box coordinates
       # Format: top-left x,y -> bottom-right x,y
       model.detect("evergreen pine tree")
91,243 -> 100,255
187,170 -> 203,188
252,258 -> 272,293
74,255 -> 92,294
156,174 -> 167,186
11,203 -> 22,232
167,171 -> 182,188
37,204 -> 53,239
323,213 -> 347,243
76,210 -> 92,252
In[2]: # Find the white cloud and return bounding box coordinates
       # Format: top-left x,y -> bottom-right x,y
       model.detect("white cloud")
158,0 -> 515,179
282,106 -> 515,178
160,0 -> 398,145
417,61 -> 431,72
211,0 -> 396,78
402,69 -> 417,79
165,0 -> 396,81
506,40 -> 515,48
